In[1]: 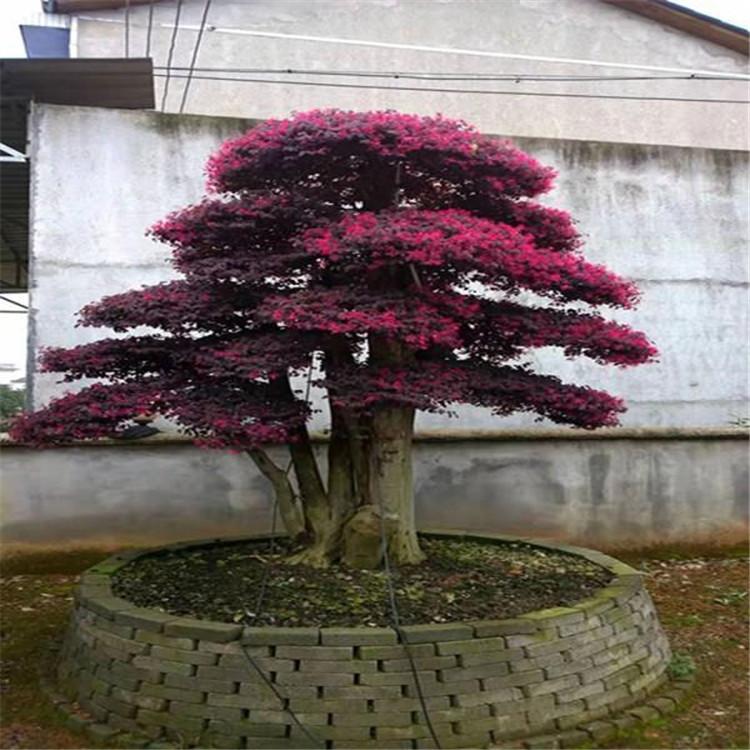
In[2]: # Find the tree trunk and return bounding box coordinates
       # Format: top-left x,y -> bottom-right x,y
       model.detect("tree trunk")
252,405 -> 424,568
340,334 -> 425,568
367,405 -> 425,565
246,448 -> 305,539
285,426 -> 333,568
255,340 -> 424,568
341,405 -> 424,567
288,406 -> 358,566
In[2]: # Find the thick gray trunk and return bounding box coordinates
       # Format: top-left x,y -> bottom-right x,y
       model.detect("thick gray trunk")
256,341 -> 424,568
366,406 -> 424,565
341,405 -> 424,567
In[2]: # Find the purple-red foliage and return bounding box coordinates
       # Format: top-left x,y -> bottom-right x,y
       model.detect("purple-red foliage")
12,375 -> 310,449
11,109 -> 656,448
206,110 -> 555,200
9,381 -> 169,444
321,362 -> 625,428
301,210 -> 638,307
467,301 -> 657,366
77,280 -> 254,333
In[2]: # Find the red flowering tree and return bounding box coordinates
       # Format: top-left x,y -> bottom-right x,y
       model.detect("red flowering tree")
11,110 -> 657,568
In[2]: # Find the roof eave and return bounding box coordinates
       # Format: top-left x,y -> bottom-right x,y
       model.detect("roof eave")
43,0 -> 157,13
602,0 -> 749,56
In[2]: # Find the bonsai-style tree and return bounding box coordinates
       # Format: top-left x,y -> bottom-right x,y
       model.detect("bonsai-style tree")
11,110 -> 657,568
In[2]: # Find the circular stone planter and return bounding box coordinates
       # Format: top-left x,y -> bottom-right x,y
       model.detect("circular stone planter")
57,532 -> 673,749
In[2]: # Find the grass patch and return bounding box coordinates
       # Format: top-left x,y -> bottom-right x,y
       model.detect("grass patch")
0,548 -> 130,577
0,571 -> 88,748
666,653 -> 697,680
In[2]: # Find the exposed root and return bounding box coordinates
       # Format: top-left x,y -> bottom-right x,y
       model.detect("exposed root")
285,545 -> 334,569
390,536 -> 427,566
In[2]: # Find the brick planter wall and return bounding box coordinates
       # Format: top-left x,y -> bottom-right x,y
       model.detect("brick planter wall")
57,533 -> 672,749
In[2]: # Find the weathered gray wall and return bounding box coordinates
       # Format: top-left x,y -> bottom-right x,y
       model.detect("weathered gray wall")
1,432 -> 747,548
71,0 -> 749,150
28,105 -> 750,429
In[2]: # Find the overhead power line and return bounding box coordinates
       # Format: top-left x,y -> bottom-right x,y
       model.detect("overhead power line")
160,0 -> 183,111
178,0 -> 212,114
0,295 -> 28,311
170,24 -> 750,81
145,1 -> 154,58
152,72 -> 750,104
152,66 -> 749,83
78,14 -> 750,81
124,0 -> 130,57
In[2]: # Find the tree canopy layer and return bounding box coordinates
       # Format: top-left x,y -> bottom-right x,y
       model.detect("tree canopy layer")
11,111 -> 657,567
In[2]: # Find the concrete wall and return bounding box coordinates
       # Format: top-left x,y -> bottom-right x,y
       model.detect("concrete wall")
71,0 -> 749,150
28,104 -> 750,430
2,432 -> 747,548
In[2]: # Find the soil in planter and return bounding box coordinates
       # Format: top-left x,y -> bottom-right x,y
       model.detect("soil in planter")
111,537 -> 613,628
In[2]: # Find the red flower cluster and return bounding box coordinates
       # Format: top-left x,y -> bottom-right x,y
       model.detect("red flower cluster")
11,110 -> 656,447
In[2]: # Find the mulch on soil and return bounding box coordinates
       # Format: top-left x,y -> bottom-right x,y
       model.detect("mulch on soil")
111,536 -> 613,627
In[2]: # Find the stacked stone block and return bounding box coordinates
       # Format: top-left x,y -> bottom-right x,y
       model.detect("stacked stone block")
57,533 -> 672,748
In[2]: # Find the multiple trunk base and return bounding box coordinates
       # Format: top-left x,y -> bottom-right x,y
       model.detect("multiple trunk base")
249,402 -> 425,570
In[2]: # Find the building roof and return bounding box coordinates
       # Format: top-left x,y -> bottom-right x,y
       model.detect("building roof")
0,58 -> 154,293
43,0 -> 153,11
603,0 -> 749,55
1,57 -> 154,109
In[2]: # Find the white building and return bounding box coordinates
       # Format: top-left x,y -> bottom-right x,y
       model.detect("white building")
52,0 -> 748,149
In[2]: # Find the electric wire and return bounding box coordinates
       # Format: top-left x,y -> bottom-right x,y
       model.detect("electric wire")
124,0 -> 130,58
230,342 -> 442,746
238,490 -> 325,750
0,295 -> 28,310
239,637 -> 324,749
152,66 -> 749,83
31,67 -> 749,86
145,1 -> 154,58
248,359 -> 314,620
376,497 -> 443,749
151,72 -> 750,104
160,0 -> 183,111
73,13 -> 750,80
148,22 -> 750,80
178,0 -> 212,114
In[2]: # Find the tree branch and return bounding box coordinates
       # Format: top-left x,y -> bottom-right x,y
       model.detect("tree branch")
246,448 -> 305,539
